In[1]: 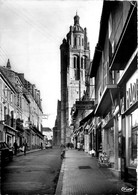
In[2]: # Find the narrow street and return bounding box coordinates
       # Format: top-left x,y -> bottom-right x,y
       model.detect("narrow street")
1,147 -> 62,195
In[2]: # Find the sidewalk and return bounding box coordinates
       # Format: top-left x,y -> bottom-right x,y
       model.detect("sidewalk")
55,149 -> 136,195
13,148 -> 42,157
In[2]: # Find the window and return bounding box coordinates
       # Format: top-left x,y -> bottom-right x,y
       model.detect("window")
74,57 -> 77,69
10,92 -> 13,105
76,56 -> 80,80
74,56 -> 80,80
81,57 -> 83,69
74,37 -> 77,47
4,85 -> 8,100
131,127 -> 137,167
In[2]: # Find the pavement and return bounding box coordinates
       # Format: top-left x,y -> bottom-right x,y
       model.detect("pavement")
55,149 -> 136,195
14,148 -> 42,157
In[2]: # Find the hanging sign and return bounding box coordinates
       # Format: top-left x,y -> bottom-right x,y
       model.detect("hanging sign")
76,101 -> 94,110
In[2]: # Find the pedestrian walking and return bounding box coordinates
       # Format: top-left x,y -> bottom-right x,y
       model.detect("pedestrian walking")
60,144 -> 66,159
41,142 -> 43,150
77,141 -> 80,151
23,140 -> 27,155
13,140 -> 18,155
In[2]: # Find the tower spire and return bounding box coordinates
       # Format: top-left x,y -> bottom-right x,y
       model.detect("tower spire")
74,12 -> 80,25
6,59 -> 11,69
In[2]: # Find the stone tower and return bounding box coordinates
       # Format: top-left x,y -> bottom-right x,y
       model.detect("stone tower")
60,13 -> 90,144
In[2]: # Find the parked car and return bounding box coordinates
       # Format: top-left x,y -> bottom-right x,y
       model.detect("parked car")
0,141 -> 13,164
45,142 -> 52,149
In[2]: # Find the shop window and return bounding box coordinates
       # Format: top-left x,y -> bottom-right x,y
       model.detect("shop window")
130,127 -> 137,167
129,109 -> 138,167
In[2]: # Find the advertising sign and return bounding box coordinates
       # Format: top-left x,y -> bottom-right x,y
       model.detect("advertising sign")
76,101 -> 94,110
126,70 -> 138,110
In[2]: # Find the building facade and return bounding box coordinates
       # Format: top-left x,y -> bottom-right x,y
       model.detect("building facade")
0,60 -> 44,150
91,1 -> 137,185
60,14 -> 91,145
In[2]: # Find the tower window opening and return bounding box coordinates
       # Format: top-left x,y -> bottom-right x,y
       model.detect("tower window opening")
74,57 -> 77,68
79,37 -> 81,46
74,37 -> 77,47
81,57 -> 83,69
76,56 -> 80,80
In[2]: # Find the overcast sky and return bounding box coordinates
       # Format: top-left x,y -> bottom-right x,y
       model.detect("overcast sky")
0,0 -> 103,128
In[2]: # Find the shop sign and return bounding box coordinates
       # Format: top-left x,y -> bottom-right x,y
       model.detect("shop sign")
126,76 -> 138,109
76,101 -> 94,110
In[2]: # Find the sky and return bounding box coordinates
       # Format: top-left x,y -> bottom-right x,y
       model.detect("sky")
0,0 -> 103,128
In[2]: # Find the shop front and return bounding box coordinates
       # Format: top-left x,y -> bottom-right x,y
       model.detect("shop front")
4,124 -> 17,147
123,70 -> 138,185
102,113 -> 115,165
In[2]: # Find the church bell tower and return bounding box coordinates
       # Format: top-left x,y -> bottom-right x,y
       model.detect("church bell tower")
60,13 -> 90,144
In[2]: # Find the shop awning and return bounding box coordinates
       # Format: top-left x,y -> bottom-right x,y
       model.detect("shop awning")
102,117 -> 114,129
109,4 -> 137,70
122,101 -> 138,116
79,110 -> 95,126
94,85 -> 118,117
118,51 -> 137,86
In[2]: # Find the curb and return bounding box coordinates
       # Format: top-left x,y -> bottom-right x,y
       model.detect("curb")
55,158 -> 65,195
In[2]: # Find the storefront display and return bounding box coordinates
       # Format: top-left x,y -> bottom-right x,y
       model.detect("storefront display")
129,109 -> 138,167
